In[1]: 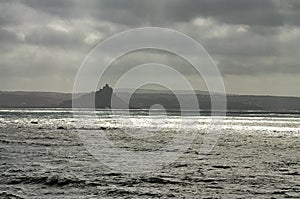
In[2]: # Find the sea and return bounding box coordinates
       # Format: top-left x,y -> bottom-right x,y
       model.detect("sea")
0,108 -> 299,198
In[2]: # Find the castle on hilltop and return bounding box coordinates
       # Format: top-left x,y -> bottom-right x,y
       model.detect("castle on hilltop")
95,84 -> 113,108
98,84 -> 113,95
61,84 -> 114,108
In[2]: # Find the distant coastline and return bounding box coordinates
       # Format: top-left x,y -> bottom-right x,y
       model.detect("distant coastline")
1,87 -> 300,112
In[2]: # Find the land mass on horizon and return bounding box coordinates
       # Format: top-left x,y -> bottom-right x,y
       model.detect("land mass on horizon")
1,84 -> 300,112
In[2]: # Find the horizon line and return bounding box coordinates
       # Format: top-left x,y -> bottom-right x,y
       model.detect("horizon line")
1,89 -> 300,98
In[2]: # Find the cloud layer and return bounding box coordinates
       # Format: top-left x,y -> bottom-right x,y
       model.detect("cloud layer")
0,0 -> 300,96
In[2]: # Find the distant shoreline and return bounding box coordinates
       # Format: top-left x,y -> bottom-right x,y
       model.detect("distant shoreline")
1,90 -> 300,112
1,107 -> 300,117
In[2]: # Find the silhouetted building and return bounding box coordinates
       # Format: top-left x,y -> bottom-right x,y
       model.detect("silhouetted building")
61,84 -> 114,108
95,84 -> 113,108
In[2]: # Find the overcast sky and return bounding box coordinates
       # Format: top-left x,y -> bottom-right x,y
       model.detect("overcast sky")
0,0 -> 300,96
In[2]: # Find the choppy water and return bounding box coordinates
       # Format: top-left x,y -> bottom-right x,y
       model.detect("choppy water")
0,109 -> 299,198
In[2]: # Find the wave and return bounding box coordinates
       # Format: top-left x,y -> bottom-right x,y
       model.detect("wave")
7,174 -> 85,187
0,192 -> 24,199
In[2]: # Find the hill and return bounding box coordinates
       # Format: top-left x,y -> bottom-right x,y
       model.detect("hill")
1,88 -> 300,112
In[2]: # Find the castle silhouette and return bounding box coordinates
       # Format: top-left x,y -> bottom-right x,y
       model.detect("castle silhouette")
61,84 -> 115,108
95,84 -> 113,108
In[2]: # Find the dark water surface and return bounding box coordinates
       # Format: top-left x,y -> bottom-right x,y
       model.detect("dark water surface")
0,109 -> 299,198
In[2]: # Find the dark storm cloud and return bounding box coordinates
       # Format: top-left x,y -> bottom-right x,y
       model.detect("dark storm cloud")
22,0 -> 150,26
101,0 -> 300,26
0,28 -> 19,44
0,0 -> 300,95
0,2 -> 23,26
18,0 -> 300,27
165,0 -> 282,26
22,0 -> 75,18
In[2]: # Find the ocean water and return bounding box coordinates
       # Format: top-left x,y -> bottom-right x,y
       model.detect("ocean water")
0,109 -> 299,198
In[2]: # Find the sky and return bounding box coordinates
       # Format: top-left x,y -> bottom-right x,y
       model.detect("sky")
0,0 -> 300,96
